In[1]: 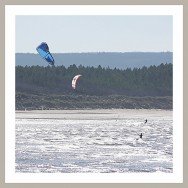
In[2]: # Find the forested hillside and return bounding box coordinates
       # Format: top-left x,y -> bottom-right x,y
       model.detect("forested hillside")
16,63 -> 172,96
16,63 -> 172,110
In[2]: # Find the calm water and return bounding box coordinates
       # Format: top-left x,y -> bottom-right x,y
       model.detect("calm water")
16,109 -> 173,173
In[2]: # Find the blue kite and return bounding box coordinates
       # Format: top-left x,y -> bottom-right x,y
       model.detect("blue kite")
36,42 -> 55,66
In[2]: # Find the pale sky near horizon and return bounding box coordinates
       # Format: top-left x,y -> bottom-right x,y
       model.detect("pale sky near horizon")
16,15 -> 173,53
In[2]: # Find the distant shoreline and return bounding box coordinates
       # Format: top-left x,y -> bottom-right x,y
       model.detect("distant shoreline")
16,108 -> 172,113
15,109 -> 172,120
16,94 -> 172,111
16,52 -> 173,69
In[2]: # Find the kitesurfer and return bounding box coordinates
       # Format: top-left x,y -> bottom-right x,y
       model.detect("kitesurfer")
139,133 -> 143,139
136,133 -> 143,140
145,119 -> 147,123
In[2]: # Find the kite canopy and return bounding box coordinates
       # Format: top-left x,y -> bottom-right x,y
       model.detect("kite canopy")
72,75 -> 82,89
36,42 -> 55,66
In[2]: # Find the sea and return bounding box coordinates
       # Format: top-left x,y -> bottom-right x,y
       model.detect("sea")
15,109 -> 173,173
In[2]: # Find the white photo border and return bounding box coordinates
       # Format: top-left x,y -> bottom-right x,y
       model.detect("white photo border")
5,5 -> 183,183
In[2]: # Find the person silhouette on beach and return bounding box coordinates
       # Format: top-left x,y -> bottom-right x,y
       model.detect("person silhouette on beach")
145,119 -> 147,124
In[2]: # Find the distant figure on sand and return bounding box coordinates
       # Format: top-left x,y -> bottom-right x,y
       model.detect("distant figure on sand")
145,119 -> 147,124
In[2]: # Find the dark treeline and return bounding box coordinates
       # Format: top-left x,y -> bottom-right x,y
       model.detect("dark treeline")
16,63 -> 172,97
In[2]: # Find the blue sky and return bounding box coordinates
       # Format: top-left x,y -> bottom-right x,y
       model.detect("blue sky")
16,15 -> 173,53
